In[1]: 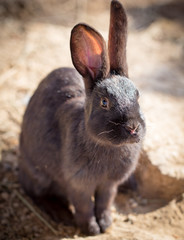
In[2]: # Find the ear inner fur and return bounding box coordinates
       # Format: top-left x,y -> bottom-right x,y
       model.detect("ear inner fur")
108,0 -> 128,77
70,24 -> 109,92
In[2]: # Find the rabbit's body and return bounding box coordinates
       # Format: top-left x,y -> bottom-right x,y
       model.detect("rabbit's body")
19,0 -> 146,235
19,68 -> 84,196
20,66 -> 142,199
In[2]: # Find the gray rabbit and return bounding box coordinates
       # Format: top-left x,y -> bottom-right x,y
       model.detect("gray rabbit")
19,0 -> 146,235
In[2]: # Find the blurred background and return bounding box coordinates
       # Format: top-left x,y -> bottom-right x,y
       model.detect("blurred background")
0,0 -> 184,240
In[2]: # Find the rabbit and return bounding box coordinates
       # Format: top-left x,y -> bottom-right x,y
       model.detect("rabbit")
19,0 -> 146,235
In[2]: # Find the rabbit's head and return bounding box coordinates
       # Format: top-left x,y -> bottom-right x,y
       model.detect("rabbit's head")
70,0 -> 145,146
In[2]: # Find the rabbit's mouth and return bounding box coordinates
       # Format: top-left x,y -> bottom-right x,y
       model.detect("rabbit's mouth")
98,120 -> 143,146
95,125 -> 141,146
107,132 -> 141,146
87,115 -> 145,147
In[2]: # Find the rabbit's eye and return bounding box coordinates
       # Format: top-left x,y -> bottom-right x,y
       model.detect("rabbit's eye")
100,97 -> 109,109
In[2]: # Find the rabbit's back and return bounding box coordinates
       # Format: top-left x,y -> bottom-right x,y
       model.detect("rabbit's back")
19,67 -> 85,196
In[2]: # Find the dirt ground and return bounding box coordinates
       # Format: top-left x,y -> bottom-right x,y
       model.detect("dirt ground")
0,0 -> 184,239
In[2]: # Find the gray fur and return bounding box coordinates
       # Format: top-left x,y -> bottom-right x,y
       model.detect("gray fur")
19,0 -> 146,236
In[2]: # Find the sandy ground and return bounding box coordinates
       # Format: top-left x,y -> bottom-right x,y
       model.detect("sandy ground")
0,0 -> 184,239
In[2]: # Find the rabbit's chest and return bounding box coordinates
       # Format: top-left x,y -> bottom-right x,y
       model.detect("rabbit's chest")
106,156 -> 137,181
63,143 -> 140,190
77,152 -> 136,182
91,146 -> 139,182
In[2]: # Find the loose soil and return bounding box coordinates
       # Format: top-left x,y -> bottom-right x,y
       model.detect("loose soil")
0,0 -> 184,239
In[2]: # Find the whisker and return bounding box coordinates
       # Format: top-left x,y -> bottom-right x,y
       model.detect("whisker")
98,129 -> 114,136
109,120 -> 121,126
94,137 -> 101,149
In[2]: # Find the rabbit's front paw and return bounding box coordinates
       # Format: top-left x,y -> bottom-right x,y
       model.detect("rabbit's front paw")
79,216 -> 100,236
87,217 -> 101,235
98,210 -> 112,233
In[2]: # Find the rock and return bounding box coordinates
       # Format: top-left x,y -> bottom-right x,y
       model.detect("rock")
135,92 -> 184,200
1,219 -> 8,225
1,192 -> 9,200
129,198 -> 138,208
140,198 -> 148,206
127,19 -> 184,201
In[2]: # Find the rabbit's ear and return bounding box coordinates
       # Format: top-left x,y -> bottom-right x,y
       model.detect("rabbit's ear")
70,24 -> 109,92
108,0 -> 128,77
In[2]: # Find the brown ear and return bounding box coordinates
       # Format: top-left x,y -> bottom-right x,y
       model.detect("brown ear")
108,0 -> 128,77
70,24 -> 109,91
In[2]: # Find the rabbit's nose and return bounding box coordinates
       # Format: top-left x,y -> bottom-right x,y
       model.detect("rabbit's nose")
125,123 -> 139,135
